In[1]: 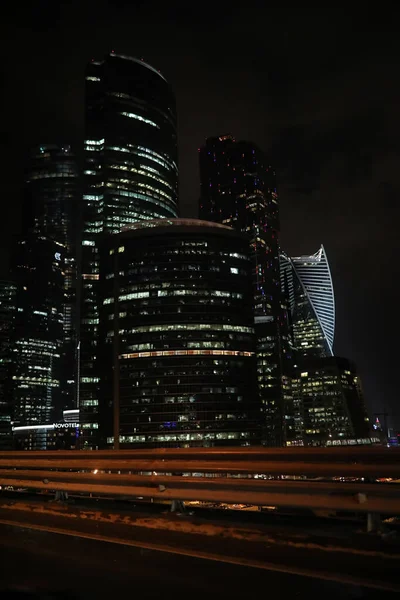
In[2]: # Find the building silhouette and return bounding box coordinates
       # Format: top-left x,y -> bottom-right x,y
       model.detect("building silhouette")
11,236 -> 65,427
289,357 -> 372,447
79,53 -> 179,440
91,219 -> 258,449
280,246 -> 373,446
199,135 -> 291,446
13,409 -> 80,450
9,145 -> 79,433
23,145 -> 79,248
280,245 -> 335,359
23,144 -> 80,411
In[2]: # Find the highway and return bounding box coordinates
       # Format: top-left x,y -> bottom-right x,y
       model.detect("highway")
0,524 -> 397,600
1,493 -> 399,594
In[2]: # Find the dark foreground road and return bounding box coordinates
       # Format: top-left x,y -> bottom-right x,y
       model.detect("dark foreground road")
0,525 -> 396,600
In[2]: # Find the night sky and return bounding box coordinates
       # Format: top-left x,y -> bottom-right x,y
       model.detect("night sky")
1,3 -> 399,427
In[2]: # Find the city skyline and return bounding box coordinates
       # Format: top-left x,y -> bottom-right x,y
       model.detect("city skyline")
1,6 -> 398,427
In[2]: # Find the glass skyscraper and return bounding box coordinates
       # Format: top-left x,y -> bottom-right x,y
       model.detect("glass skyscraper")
23,145 -> 79,248
280,247 -> 372,446
11,237 -> 65,426
9,145 -> 79,433
83,53 -> 178,233
23,144 -> 79,411
95,219 -> 257,449
79,53 -> 179,441
199,135 -> 291,446
280,245 -> 335,359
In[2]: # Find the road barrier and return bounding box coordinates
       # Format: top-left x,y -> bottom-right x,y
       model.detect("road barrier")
0,447 -> 399,515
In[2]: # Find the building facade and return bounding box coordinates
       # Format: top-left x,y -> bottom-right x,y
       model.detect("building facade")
23,145 -> 79,247
280,245 -> 335,359
11,237 -> 65,427
289,357 -> 372,447
280,246 -> 374,446
13,409 -> 80,450
79,53 -> 179,433
90,219 -> 258,449
0,281 -> 17,449
199,135 -> 291,446
23,144 -> 79,412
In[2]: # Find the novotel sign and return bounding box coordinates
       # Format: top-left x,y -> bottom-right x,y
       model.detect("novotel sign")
53,423 -> 79,429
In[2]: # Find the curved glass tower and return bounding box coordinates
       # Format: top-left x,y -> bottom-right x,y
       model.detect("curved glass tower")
83,52 -> 178,232
280,245 -> 335,358
95,219 -> 257,450
79,53 -> 179,435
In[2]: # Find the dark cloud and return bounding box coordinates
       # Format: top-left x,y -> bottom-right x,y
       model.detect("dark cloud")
1,2 -> 399,425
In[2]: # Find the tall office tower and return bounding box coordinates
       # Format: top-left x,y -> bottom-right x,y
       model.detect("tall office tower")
24,145 -> 79,411
289,357 -> 371,447
24,145 -> 79,246
0,281 -> 17,449
280,247 -> 373,446
280,246 -> 335,359
93,219 -> 257,449
199,135 -> 291,446
11,237 -> 65,427
79,53 -> 179,441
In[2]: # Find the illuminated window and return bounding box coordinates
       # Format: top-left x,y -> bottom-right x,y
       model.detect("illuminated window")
120,349 -> 254,359
85,139 -> 105,145
119,112 -> 159,129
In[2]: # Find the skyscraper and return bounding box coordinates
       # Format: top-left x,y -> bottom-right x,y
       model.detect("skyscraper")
83,52 -> 178,233
9,145 -> 78,433
23,144 -> 79,411
11,237 -> 65,427
23,145 -> 79,248
79,53 -> 179,440
280,246 -> 373,447
199,135 -> 291,446
0,281 -> 17,449
95,219 -> 257,450
280,245 -> 335,359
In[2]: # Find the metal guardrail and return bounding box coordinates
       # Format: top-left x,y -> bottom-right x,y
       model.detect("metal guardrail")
1,445 -> 398,459
0,447 -> 399,514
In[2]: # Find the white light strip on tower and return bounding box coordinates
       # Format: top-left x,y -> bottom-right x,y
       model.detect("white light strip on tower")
120,349 -> 254,359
